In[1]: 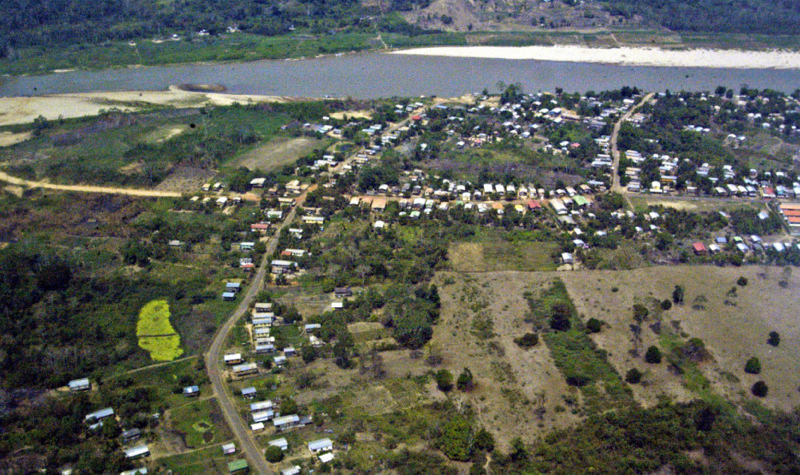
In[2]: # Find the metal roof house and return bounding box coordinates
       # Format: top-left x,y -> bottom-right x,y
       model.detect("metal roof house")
241,387 -> 257,398
269,437 -> 289,451
222,442 -> 236,455
273,414 -> 301,431
124,445 -> 150,459
68,378 -> 90,391
308,438 -> 333,453
85,407 -> 114,423
183,385 -> 200,397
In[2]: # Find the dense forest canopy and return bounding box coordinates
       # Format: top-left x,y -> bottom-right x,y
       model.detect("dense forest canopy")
608,0 -> 800,35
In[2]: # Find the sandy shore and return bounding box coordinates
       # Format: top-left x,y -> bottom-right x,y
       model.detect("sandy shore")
393,45 -> 800,69
0,87 -> 294,126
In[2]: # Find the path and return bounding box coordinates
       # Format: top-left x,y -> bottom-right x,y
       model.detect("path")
122,355 -> 197,375
0,169 -> 182,197
204,186 -> 314,475
610,92 -> 655,205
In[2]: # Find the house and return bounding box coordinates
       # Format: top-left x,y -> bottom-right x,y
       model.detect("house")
281,466 -> 301,475
273,355 -> 287,366
222,292 -> 237,301
304,323 -> 321,333
284,346 -> 297,357
226,282 -> 242,293
269,437 -> 289,451
334,286 -> 353,298
692,242 -> 707,255
250,400 -> 274,412
250,177 -> 267,188
241,387 -> 257,398
183,385 -> 200,397
308,438 -> 333,453
251,222 -> 270,234
273,414 -> 301,431
252,410 -> 275,423
232,362 -> 258,376
222,442 -> 236,455
240,242 -> 255,252
228,459 -> 248,474
85,407 -> 114,424
224,353 -> 243,365
120,467 -> 148,475
255,343 -> 276,354
68,378 -> 90,392
124,445 -> 150,460
271,260 -> 297,274
561,252 -> 574,264
319,452 -> 335,464
250,422 -> 265,432
121,428 -> 142,443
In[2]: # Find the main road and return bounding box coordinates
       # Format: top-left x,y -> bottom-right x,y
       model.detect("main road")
610,92 -> 655,195
204,190 -> 309,475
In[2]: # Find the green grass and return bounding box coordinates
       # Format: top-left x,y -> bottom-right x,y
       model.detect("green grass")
158,445 -> 232,473
533,280 -> 634,414
137,299 -> 183,361
170,398 -> 231,448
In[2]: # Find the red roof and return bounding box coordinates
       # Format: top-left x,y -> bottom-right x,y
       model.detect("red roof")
251,223 -> 269,230
411,115 -> 422,121
787,216 -> 800,224
782,209 -> 800,217
527,200 -> 542,209
692,242 -> 707,253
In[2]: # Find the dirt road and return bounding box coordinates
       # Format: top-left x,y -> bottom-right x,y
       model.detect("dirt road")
204,186 -> 314,475
611,92 -> 655,197
0,169 -> 183,197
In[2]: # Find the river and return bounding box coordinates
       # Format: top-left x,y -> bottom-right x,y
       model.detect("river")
1,52 -> 798,98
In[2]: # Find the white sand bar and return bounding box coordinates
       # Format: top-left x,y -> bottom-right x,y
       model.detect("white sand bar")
393,46 -> 800,69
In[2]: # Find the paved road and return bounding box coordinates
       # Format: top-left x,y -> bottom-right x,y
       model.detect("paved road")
0,169 -> 183,197
610,92 -> 655,196
205,190 -> 311,475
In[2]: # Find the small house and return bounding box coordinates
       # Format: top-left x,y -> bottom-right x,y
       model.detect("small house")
222,442 -> 236,455
224,353 -> 243,365
232,362 -> 258,376
269,437 -> 289,451
308,438 -> 333,453
121,428 -> 142,443
241,387 -> 257,399
228,459 -> 248,474
271,260 -> 297,274
692,242 -> 707,255
124,445 -> 150,460
334,287 -> 352,298
250,400 -> 273,412
250,422 -> 265,432
281,466 -> 301,475
183,385 -> 200,397
319,452 -> 335,464
85,407 -> 114,423
273,355 -> 287,366
273,414 -> 301,432
68,378 -> 90,392
226,282 -> 242,293
283,346 -> 296,357
561,253 -> 574,265
222,292 -> 237,301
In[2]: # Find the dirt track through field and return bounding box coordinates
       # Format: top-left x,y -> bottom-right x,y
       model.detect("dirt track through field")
0,169 -> 182,197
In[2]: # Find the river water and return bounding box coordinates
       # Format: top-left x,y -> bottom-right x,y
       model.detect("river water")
1,52 -> 798,98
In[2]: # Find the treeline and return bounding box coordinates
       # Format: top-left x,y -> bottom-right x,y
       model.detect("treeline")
607,0 -> 800,34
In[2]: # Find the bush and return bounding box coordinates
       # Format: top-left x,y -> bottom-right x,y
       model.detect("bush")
752,381 -> 768,397
586,318 -> 603,333
550,304 -> 571,331
768,331 -> 780,347
435,369 -> 453,392
672,285 -> 684,304
265,445 -> 284,462
474,428 -> 495,452
457,368 -> 474,391
625,368 -> 642,384
744,357 -> 761,374
513,332 -> 539,348
660,299 -> 672,310
438,415 -> 473,461
645,346 -> 662,364
737,276 -> 748,286
633,304 -> 649,322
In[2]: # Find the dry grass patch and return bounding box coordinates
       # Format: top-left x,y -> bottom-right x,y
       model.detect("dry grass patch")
448,241 -> 558,272
233,136 -> 326,171
561,265 -> 800,411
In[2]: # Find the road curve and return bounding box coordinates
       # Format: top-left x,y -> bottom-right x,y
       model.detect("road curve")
0,169 -> 182,198
205,190 -> 310,475
610,92 -> 655,195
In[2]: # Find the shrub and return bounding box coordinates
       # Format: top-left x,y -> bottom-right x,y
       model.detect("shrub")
438,415 -> 473,461
550,304 -> 572,331
672,285 -> 684,304
645,346 -> 662,364
586,318 -> 603,333
474,428 -> 495,452
744,357 -> 761,374
768,331 -> 780,347
265,445 -> 284,462
513,332 -> 539,348
752,381 -> 768,397
435,369 -> 453,392
457,368 -> 474,391
633,304 -> 649,322
625,368 -> 642,384
661,299 -> 672,310
737,276 -> 748,286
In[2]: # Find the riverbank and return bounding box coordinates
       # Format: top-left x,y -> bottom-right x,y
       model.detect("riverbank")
393,45 -> 800,69
0,88 -> 298,127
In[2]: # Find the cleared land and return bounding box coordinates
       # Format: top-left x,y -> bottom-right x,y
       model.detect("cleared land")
137,299 -> 183,361
561,265 -> 800,412
232,136 -> 327,171
431,271 -> 580,449
448,241 -> 558,272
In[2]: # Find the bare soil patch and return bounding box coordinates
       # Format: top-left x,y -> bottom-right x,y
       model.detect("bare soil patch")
233,136 -> 326,171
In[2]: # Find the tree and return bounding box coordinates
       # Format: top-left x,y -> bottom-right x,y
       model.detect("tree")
474,428 -> 495,452
660,299 -> 672,310
36,260 -> 72,291
744,357 -> 761,374
695,405 -> 716,431
768,331 -> 780,347
509,437 -> 528,462
586,318 -> 603,333
301,344 -> 318,364
438,415 -> 473,461
645,346 -> 662,364
625,368 -> 642,384
633,304 -> 649,322
265,445 -> 284,462
513,333 -> 539,348
435,369 -> 453,392
751,381 -> 768,397
737,276 -> 748,286
550,303 -> 572,331
457,368 -> 474,391
279,398 -> 298,415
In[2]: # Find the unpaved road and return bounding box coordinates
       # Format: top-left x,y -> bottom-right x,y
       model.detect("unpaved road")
0,169 -> 182,197
610,92 -> 655,197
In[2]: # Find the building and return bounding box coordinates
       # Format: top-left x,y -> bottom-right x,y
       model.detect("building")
334,286 -> 353,298
250,400 -> 273,412
252,410 -> 275,423
183,385 -> 199,397
121,428 -> 142,443
273,414 -> 301,431
308,438 -> 333,453
281,467 -> 301,475
319,452 -> 335,464
224,353 -> 243,365
85,407 -> 114,423
269,437 -> 289,451
271,260 -> 297,274
68,378 -> 90,392
232,362 -> 258,376
692,242 -> 708,255
241,387 -> 257,398
222,292 -> 237,301
228,459 -> 248,473
124,445 -> 150,460
222,442 -> 236,455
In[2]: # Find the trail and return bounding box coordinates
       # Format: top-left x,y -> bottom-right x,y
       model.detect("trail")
0,169 -> 182,197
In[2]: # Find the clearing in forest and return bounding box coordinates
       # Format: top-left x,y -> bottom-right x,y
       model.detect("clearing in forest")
137,299 -> 183,361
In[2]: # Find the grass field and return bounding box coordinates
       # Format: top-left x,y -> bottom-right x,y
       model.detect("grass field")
561,265 -> 800,411
168,398 -> 232,448
137,299 -> 183,361
231,136 -> 329,171
448,241 -> 559,272
158,445 -> 232,473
